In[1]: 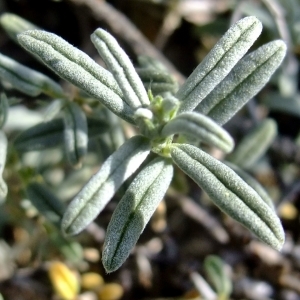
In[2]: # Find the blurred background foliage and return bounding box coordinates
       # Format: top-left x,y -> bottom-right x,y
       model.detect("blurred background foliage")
0,0 -> 300,299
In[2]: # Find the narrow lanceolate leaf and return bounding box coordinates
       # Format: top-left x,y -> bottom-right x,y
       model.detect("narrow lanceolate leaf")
197,41 -> 287,125
170,144 -> 284,250
177,16 -> 262,113
0,131 -> 8,204
0,13 -> 39,43
92,108 -> 126,159
14,119 -> 64,152
0,52 -> 64,97
225,161 -> 274,209
49,231 -> 83,263
161,112 -> 234,153
92,29 -> 150,108
17,30 -> 135,124
26,182 -> 65,226
264,93 -> 300,118
63,102 -> 88,167
137,55 -> 168,71
204,255 -> 232,298
43,99 -> 66,122
14,117 -> 109,152
142,82 -> 178,95
0,93 -> 9,129
227,118 -> 277,169
86,117 -> 110,139
136,68 -> 176,85
61,135 -> 151,236
136,68 -> 178,95
102,157 -> 173,273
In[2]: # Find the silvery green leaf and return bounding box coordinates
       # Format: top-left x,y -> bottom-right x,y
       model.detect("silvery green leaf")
86,117 -> 110,139
197,41 -> 287,125
17,30 -> 135,124
161,112 -> 234,153
142,82 -> 178,95
55,165 -> 96,201
49,230 -> 83,263
136,68 -> 178,95
0,52 -> 64,97
0,93 -> 9,129
102,109 -> 126,152
177,16 -> 262,113
161,94 -> 180,119
61,135 -> 151,236
63,102 -> 88,167
224,161 -> 274,209
296,132 -> 300,147
18,30 -> 122,96
227,118 -> 277,169
14,118 -> 64,152
137,55 -> 168,71
43,99 -> 66,122
204,255 -> 232,298
170,144 -> 284,250
0,131 -> 7,204
102,157 -> 173,273
14,116 -> 109,153
264,93 -> 300,118
0,13 -> 39,43
190,272 -> 216,300
26,182 -> 65,227
136,68 -> 175,84
91,29 -> 150,108
6,105 -> 43,130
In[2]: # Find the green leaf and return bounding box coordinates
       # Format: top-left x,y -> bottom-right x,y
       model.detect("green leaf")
142,82 -> 178,95
43,99 -> 66,122
63,102 -> 88,167
14,117 -> 110,153
136,67 -> 178,95
197,41 -> 287,125
161,94 -> 180,121
14,118 -> 65,152
177,16 -> 262,113
0,93 -> 9,129
0,131 -> 7,204
137,55 -> 168,71
204,255 -> 232,298
264,93 -> 300,118
17,30 -> 135,124
224,161 -> 274,209
170,144 -> 284,250
0,52 -> 64,97
47,227 -> 83,263
91,29 -> 150,108
136,68 -> 176,85
0,13 -> 39,43
227,118 -> 277,169
61,135 -> 151,236
86,117 -> 110,139
102,157 -> 173,273
100,109 -> 126,152
26,182 -> 65,227
161,112 -> 234,153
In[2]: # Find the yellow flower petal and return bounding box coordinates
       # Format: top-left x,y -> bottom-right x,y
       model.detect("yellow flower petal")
48,261 -> 79,300
81,272 -> 104,290
97,283 -> 124,300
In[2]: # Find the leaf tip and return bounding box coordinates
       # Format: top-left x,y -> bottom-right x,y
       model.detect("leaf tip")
102,248 -> 121,274
60,215 -> 79,237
